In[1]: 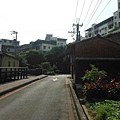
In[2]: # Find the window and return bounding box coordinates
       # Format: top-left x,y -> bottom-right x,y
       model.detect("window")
119,2 -> 120,9
7,49 -> 10,52
48,46 -> 50,49
4,40 -> 6,42
61,43 -> 63,46
119,22 -> 120,28
13,62 -> 15,67
108,24 -> 113,29
8,61 -> 10,67
105,27 -> 107,31
43,46 -> 46,49
119,12 -> 120,18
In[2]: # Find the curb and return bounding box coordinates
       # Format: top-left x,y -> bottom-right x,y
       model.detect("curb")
68,79 -> 88,120
0,75 -> 48,96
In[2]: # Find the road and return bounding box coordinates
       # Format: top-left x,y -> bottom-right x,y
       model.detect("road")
0,75 -> 75,120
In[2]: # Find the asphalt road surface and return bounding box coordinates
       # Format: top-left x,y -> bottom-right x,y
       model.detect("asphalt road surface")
0,75 -> 75,120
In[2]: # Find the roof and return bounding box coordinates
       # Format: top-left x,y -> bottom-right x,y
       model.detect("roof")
85,16 -> 113,31
0,52 -> 19,60
34,39 -> 56,45
57,38 -> 67,41
67,35 -> 120,58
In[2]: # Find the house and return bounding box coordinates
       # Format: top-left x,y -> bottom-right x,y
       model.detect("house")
0,52 -> 19,67
67,35 -> 120,84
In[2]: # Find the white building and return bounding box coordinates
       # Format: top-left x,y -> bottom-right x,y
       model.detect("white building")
85,0 -> 120,38
20,34 -> 67,53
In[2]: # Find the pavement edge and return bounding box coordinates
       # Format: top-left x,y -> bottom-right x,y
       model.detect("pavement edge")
68,78 -> 88,120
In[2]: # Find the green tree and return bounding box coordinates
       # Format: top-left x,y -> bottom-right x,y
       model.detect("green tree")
46,46 -> 70,73
16,54 -> 27,67
25,51 -> 45,68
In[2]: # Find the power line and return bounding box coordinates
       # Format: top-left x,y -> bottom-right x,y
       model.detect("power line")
94,0 -> 112,23
82,0 -> 94,24
84,0 -> 102,29
67,0 -> 80,39
73,0 -> 79,23
79,0 -> 86,23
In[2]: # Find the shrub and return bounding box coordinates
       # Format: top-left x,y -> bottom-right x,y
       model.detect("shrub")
82,64 -> 120,100
81,64 -> 107,83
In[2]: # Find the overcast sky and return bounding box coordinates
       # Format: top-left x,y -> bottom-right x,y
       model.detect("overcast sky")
0,0 -> 117,45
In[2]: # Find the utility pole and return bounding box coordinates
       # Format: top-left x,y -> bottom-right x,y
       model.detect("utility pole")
10,30 -> 18,57
73,23 -> 83,41
68,19 -> 83,41
10,30 -> 18,40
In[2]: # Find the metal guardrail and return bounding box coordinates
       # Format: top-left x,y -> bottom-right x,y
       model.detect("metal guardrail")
0,67 -> 28,83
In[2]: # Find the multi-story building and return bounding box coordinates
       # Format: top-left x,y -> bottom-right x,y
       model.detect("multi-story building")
20,34 -> 67,53
85,0 -> 120,38
0,39 -> 20,54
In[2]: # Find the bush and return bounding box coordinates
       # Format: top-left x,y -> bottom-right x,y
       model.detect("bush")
41,62 -> 55,75
81,64 -> 107,83
82,64 -> 120,100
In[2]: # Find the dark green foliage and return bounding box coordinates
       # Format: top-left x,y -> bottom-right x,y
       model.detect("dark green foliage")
87,100 -> 120,120
41,62 -> 55,75
25,51 -> 45,68
82,64 -> 120,100
46,46 -> 70,74
16,54 -> 27,67
81,64 -> 107,83
17,46 -> 70,74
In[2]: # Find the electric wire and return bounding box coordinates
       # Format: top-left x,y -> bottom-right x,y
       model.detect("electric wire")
84,0 -> 102,29
79,0 -> 86,23
73,0 -> 79,23
93,0 -> 112,23
64,0 -> 79,39
82,0 -> 94,24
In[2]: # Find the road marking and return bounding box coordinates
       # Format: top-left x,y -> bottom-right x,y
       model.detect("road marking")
65,78 -> 75,120
52,78 -> 58,81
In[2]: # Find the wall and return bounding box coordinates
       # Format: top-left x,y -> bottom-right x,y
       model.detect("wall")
105,31 -> 120,44
41,43 -> 56,52
1,55 -> 19,67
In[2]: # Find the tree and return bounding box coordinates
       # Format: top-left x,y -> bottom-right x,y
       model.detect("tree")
46,46 -> 70,73
16,54 -> 27,67
25,51 -> 45,68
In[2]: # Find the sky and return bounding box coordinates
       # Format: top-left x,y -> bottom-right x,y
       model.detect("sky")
0,0 -> 118,45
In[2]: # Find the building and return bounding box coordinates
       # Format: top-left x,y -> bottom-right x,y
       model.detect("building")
20,34 -> 67,53
0,52 -> 19,67
0,39 -> 20,54
85,0 -> 120,38
67,35 -> 120,84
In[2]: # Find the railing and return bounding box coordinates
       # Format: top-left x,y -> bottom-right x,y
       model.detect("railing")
0,67 -> 28,83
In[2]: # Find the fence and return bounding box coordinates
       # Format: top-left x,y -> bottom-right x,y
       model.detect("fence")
0,67 -> 28,83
